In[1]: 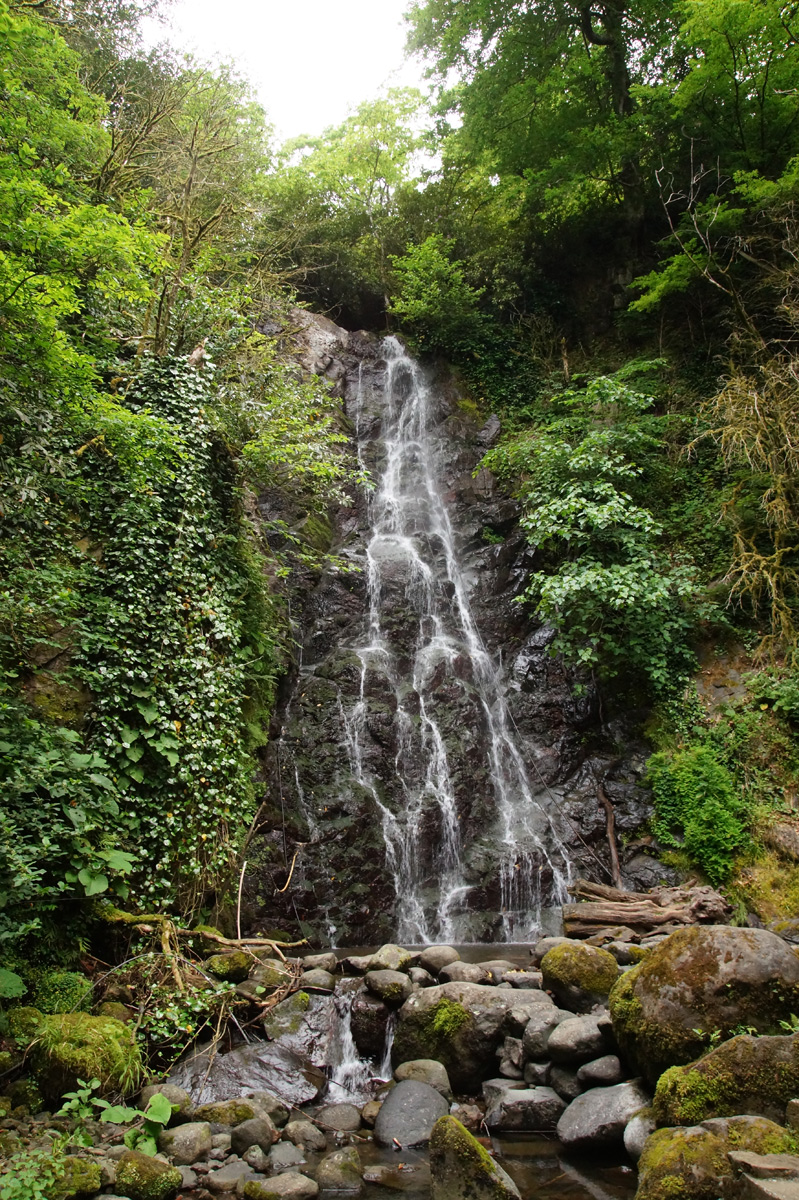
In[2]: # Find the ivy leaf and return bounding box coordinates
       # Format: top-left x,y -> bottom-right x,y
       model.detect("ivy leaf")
143,1093 -> 174,1125
0,968 -> 27,999
136,702 -> 158,723
125,744 -> 145,763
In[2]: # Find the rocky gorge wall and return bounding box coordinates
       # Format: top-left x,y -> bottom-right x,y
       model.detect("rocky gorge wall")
249,312 -> 665,946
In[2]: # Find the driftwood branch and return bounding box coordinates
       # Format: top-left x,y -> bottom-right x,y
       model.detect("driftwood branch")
563,878 -> 733,938
101,907 -> 307,964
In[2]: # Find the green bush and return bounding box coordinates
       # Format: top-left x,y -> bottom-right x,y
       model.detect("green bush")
649,745 -> 747,884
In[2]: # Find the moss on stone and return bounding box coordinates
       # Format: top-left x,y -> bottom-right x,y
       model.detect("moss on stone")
33,1012 -> 144,1101
192,924 -> 224,956
97,1000 -> 134,1022
430,998 -> 470,1040
115,1149 -> 182,1200
204,950 -> 251,982
8,1006 -> 45,1044
33,970 -> 92,1015
8,1077 -> 43,1112
636,1126 -> 731,1200
429,1115 -> 519,1200
193,1097 -> 264,1125
54,1155 -> 101,1199
541,942 -> 618,1002
262,990 -> 311,1039
636,1115 -> 797,1200
653,1034 -> 799,1126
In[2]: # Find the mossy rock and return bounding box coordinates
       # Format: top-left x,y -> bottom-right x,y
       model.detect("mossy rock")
8,1006 -> 45,1044
540,942 -> 618,1012
392,993 -> 492,1092
609,925 -> 799,1085
54,1155 -> 102,1199
192,924 -> 224,956
653,1033 -> 799,1126
115,1149 -> 182,1200
636,1116 -> 795,1200
263,991 -> 311,1039
429,1115 -> 520,1200
193,1097 -> 266,1125
31,1012 -> 144,1102
8,1076 -> 43,1112
32,970 -> 92,1015
250,958 -> 293,989
97,1000 -> 134,1022
204,950 -> 251,983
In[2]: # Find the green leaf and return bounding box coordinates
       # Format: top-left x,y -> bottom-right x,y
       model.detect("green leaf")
0,969 -> 27,999
143,1093 -> 174,1126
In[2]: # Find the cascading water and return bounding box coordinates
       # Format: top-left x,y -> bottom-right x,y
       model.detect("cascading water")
340,338 -> 571,941
327,979 -> 395,1103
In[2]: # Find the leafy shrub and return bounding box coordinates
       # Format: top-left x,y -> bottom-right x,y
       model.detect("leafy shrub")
649,745 -> 747,884
389,235 -> 488,356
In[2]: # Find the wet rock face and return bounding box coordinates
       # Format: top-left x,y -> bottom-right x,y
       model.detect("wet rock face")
251,311 -> 653,945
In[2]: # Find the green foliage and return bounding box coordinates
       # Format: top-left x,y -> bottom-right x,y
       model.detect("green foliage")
649,745 -> 746,884
388,235 -> 487,356
0,968 -> 26,1000
483,368 -> 717,693
0,1137 -> 67,1200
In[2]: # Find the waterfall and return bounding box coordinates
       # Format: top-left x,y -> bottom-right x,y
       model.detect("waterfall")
327,979 -> 395,1103
340,337 -> 571,942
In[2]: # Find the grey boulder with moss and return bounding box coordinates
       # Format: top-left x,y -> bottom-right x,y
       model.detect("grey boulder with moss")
392,981 -> 553,1092
540,942 -> 618,1013
609,925 -> 799,1085
204,951 -> 251,983
243,1175 -> 318,1200
114,1150 -> 182,1200
370,944 -> 413,972
430,1115 -> 520,1200
365,969 -> 413,1005
316,1146 -> 362,1193
20,1010 -> 144,1102
653,1033 -> 799,1126
635,1116 -> 794,1200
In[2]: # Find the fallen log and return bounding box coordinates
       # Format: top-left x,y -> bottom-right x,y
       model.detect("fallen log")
562,878 -> 733,938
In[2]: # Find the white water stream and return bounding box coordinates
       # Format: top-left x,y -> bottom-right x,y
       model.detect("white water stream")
342,338 -> 570,942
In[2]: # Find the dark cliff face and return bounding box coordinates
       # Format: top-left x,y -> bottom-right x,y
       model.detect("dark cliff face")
248,312 -> 662,947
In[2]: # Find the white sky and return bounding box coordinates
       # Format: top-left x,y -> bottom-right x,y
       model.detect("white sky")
141,0 -> 427,142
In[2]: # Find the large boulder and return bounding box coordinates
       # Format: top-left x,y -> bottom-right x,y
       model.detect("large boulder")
392,982 -> 554,1092
157,1121 -> 212,1165
485,1086 -> 566,1132
373,1078 -> 449,1148
635,1117 -> 793,1200
556,1080 -> 650,1151
609,926 -> 799,1084
370,944 -> 413,972
430,1116 -> 520,1200
365,969 -> 413,1005
420,947 -> 460,975
540,943 -> 618,1013
653,1034 -> 799,1126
